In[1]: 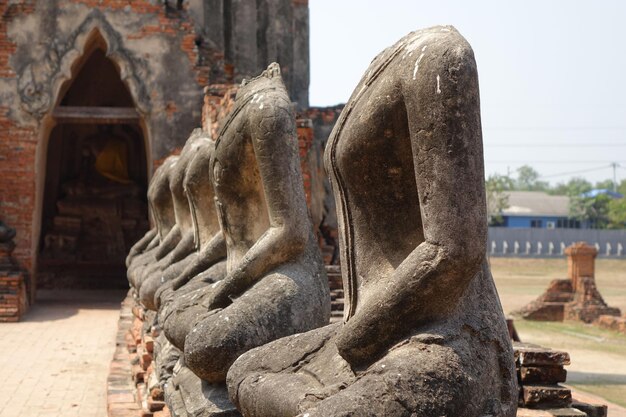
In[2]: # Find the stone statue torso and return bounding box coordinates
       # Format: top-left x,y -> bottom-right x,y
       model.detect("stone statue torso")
170,136 -> 205,236
184,136 -> 221,251
148,157 -> 178,241
211,82 -> 284,271
325,31 -> 433,319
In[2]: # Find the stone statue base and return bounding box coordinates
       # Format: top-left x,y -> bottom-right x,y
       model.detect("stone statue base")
166,362 -> 240,417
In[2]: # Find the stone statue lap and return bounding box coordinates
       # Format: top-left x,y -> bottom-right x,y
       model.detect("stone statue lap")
226,27 -> 518,417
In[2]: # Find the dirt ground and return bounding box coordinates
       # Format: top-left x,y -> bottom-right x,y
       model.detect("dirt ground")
490,257 -> 626,411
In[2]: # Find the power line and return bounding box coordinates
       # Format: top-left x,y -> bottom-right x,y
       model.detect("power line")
486,161 -> 626,164
485,144 -> 626,148
531,165 -> 612,179
485,126 -> 626,131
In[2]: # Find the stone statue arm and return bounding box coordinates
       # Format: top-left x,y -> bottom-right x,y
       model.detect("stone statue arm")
336,38 -> 486,367
171,232 -> 227,290
126,228 -> 158,267
206,99 -> 309,308
154,224 -> 182,260
164,229 -> 196,265
144,233 -> 160,251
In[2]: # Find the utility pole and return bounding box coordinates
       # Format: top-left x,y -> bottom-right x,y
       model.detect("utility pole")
611,162 -> 619,192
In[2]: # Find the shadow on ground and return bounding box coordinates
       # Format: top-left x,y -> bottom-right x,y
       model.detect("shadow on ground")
20,289 -> 128,322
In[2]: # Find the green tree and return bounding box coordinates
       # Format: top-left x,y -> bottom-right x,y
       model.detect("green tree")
570,194 -> 611,229
595,179 -> 615,191
551,177 -> 592,196
618,179 -> 626,196
515,165 -> 549,191
608,198 -> 626,229
485,174 -> 513,226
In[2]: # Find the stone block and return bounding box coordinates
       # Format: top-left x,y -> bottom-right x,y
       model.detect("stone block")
147,398 -> 166,412
516,347 -> 571,367
144,334 -> 154,353
520,366 -> 567,384
522,384 -> 572,409
571,401 -> 607,417
169,366 -> 241,417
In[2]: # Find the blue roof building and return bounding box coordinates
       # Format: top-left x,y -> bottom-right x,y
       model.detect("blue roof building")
500,191 -> 576,229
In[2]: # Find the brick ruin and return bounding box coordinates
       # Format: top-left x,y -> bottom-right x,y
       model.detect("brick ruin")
0,0 -> 339,304
517,242 -> 621,324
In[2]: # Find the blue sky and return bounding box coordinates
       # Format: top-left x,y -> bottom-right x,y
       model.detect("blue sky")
309,0 -> 626,186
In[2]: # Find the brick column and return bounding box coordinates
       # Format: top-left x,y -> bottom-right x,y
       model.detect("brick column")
563,241 -> 621,323
565,241 -> 597,292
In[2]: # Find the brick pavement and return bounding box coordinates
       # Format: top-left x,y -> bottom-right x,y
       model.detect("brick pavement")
0,289 -> 127,417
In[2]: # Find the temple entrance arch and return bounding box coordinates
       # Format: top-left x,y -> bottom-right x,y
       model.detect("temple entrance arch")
37,33 -> 150,289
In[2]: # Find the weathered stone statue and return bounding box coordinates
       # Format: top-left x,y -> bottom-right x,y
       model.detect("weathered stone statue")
127,156 -> 178,290
167,63 -> 330,386
227,27 -> 517,417
150,137 -> 229,409
156,136 -> 228,348
138,131 -> 208,310
125,228 -> 157,267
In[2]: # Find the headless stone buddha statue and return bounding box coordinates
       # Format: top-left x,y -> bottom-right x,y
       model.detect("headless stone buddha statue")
162,63 -> 329,385
154,133 -> 231,417
226,27 -> 517,417
139,131 -> 209,311
156,136 -> 228,346
127,156 -> 178,290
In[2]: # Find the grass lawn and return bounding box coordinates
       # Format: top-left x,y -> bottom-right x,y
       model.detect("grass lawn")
490,257 -> 626,408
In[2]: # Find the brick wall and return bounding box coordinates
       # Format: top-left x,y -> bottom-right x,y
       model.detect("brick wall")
296,119 -> 314,207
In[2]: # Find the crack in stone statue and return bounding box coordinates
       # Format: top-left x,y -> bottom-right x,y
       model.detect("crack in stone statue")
226,27 -> 518,417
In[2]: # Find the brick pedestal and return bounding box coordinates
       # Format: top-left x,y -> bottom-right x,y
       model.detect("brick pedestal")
517,242 -> 620,324
0,271 -> 26,322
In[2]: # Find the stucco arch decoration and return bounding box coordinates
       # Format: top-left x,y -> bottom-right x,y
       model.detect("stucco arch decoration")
17,9 -> 150,117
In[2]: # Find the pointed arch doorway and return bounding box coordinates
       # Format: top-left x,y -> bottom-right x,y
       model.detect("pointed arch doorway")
38,35 -> 150,289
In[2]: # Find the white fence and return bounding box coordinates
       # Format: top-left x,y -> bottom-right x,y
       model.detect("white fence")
488,228 -> 626,258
